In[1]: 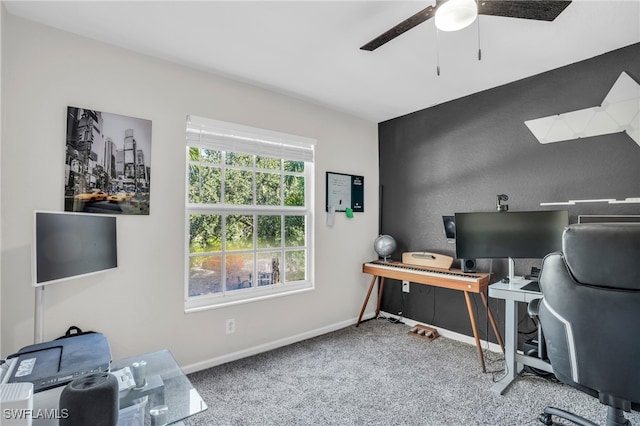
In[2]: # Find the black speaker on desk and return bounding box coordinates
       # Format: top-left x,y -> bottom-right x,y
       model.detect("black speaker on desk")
59,372 -> 119,426
461,258 -> 476,273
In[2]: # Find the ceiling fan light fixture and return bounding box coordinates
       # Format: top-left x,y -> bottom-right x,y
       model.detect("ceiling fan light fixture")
435,0 -> 478,32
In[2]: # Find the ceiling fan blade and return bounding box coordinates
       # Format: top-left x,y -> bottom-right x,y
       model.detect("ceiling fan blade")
360,5 -> 436,51
477,0 -> 571,21
360,0 -> 571,52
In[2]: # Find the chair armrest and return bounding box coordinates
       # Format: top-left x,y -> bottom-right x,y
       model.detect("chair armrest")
527,297 -> 542,318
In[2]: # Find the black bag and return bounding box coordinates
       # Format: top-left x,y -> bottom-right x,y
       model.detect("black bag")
56,325 -> 96,339
8,326 -> 111,392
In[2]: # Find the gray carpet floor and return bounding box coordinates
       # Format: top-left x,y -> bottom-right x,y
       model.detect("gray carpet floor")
184,319 -> 640,425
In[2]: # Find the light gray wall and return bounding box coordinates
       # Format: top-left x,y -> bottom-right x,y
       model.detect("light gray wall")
378,43 -> 640,343
0,7 -> 4,338
0,13 -> 379,370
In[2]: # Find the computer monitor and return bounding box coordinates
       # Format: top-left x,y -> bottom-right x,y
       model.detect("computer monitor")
578,215 -> 640,224
455,210 -> 568,281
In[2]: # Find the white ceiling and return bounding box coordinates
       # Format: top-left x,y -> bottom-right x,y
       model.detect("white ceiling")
4,1 -> 640,123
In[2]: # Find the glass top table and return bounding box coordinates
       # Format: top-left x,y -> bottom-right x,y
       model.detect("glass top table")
32,349 -> 207,425
111,349 -> 208,425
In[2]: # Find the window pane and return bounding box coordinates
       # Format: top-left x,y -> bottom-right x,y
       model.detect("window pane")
189,214 -> 222,253
188,147 -> 200,162
285,250 -> 306,282
225,169 -> 253,205
226,253 -> 254,291
225,215 -> 254,251
225,152 -> 253,167
188,147 -> 222,163
200,148 -> 221,163
189,165 -> 221,204
189,255 -> 222,296
284,175 -> 305,207
257,215 -> 281,248
285,215 -> 305,247
284,160 -> 304,173
257,252 -> 282,286
256,172 -> 281,206
256,156 -> 280,170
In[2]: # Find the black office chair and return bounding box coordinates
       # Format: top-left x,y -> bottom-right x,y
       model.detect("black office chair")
532,223 -> 640,426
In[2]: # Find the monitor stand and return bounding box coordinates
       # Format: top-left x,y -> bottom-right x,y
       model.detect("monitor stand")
506,257 -> 531,286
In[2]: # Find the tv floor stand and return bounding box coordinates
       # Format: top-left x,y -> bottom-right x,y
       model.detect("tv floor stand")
34,285 -> 45,343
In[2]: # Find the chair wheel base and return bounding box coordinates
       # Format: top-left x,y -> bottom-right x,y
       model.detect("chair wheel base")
539,407 -> 600,426
538,413 -> 553,425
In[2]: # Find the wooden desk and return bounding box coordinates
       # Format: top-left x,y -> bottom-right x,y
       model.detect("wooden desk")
358,260 -> 504,373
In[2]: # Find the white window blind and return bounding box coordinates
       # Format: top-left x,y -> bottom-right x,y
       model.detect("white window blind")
186,115 -> 315,162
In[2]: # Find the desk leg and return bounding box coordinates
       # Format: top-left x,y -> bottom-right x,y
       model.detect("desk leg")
356,275 -> 379,326
480,291 -> 505,353
464,291 -> 486,373
490,298 -> 520,394
376,277 -> 385,318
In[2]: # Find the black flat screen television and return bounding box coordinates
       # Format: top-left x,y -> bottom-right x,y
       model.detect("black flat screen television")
34,211 -> 118,286
454,210 -> 569,260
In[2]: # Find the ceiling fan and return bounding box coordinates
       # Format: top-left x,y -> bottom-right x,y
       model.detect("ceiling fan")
360,0 -> 572,51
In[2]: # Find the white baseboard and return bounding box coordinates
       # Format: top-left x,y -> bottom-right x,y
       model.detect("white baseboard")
181,311 -> 500,374
379,311 -> 503,353
181,313 -> 377,374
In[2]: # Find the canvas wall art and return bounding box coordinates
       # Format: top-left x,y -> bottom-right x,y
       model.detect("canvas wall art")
65,106 -> 152,215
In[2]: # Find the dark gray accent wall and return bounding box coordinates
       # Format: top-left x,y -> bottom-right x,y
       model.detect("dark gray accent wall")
378,43 -> 640,345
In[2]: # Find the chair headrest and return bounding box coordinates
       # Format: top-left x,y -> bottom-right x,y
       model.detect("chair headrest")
563,223 -> 640,290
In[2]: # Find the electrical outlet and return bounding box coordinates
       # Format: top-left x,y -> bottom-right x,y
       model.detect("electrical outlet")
402,280 -> 410,293
226,318 -> 235,334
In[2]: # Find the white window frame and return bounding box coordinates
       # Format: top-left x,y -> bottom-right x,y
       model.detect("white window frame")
184,116 -> 315,312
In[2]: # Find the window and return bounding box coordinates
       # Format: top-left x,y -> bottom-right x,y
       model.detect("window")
185,116 -> 315,312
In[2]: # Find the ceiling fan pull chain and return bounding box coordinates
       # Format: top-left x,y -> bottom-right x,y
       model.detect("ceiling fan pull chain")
436,28 -> 441,76
477,14 -> 482,61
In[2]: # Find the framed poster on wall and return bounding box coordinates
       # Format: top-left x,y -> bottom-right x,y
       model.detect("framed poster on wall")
326,171 -> 364,213
65,106 -> 152,215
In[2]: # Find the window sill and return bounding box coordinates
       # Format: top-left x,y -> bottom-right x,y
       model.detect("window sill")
184,281 -> 313,313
